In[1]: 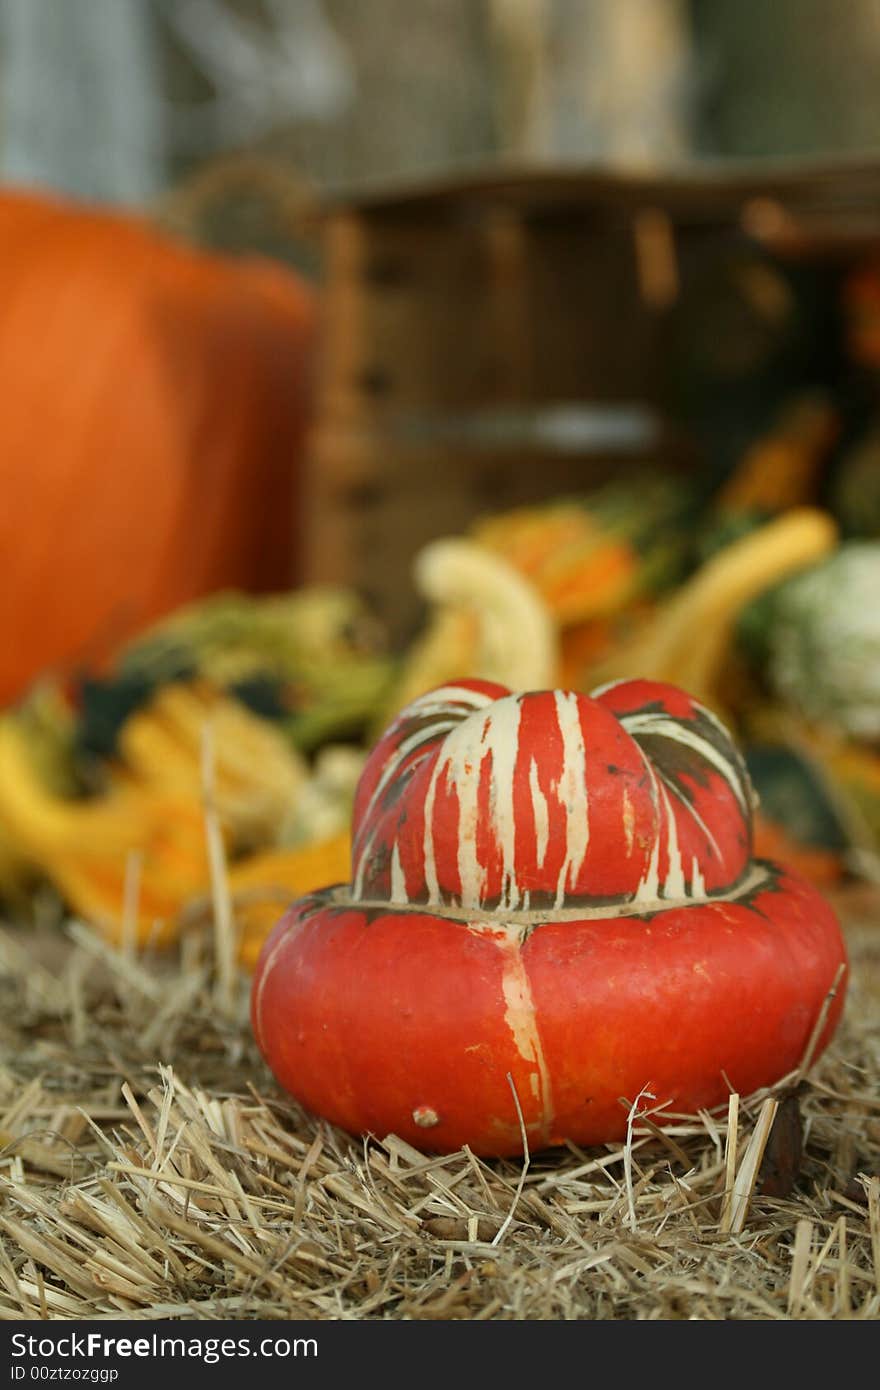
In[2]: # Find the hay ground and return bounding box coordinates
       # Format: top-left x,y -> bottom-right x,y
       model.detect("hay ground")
0,888 -> 878,1322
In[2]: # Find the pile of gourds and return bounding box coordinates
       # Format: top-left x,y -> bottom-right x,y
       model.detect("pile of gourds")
0,587 -> 396,966
4,449 -> 878,962
3,189 -> 880,962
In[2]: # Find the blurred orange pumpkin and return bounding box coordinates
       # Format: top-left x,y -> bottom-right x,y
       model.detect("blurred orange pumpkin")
0,188 -> 316,706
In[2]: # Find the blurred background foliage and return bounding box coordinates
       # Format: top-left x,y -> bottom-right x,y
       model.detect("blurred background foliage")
4,0 -> 880,218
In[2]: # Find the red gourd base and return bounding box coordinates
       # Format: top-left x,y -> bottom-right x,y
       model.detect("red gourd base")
252,679 -> 848,1157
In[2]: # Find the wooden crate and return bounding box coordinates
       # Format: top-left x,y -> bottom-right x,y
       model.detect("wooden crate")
300,160 -> 880,633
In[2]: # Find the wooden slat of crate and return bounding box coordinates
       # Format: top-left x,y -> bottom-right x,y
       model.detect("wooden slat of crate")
302,430 -> 654,635
518,215 -> 663,403
318,210 -> 528,422
321,158 -> 880,226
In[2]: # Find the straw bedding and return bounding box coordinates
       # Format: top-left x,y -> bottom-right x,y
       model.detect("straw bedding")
0,887 -> 878,1322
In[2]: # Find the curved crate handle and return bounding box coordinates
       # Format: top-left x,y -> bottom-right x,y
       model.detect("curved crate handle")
156,153 -> 321,265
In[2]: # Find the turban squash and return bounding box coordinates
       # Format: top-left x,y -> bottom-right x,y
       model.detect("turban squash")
0,189 -> 315,706
252,678 -> 847,1157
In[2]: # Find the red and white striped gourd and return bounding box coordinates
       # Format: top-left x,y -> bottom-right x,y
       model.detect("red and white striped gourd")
252,678 -> 848,1156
